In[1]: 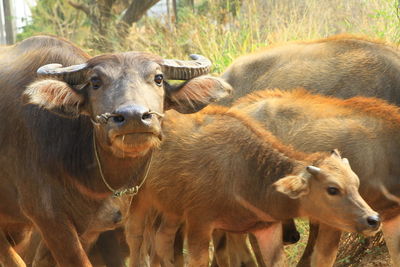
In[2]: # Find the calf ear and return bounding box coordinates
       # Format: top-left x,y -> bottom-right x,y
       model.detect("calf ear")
164,75 -> 233,114
273,176 -> 310,199
23,79 -> 85,117
330,149 -> 342,158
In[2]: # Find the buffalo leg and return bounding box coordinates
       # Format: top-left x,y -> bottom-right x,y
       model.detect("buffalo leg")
297,221 -> 319,267
32,240 -> 56,267
249,233 -> 267,267
125,199 -> 149,267
0,229 -> 26,267
252,222 -> 286,267
173,225 -> 184,267
185,219 -> 213,267
154,214 -> 180,267
32,230 -> 119,267
252,219 -> 301,266
382,215 -> 400,266
212,231 -> 259,267
95,230 -> 126,267
211,230 -> 229,267
227,233 -> 257,267
304,223 -> 341,267
32,217 -> 92,267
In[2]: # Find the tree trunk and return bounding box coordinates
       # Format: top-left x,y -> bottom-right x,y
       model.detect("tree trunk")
69,0 -> 160,49
117,0 -> 160,38
166,0 -> 172,25
121,0 -> 160,26
3,0 -> 15,44
172,0 -> 178,23
0,3 -> 6,44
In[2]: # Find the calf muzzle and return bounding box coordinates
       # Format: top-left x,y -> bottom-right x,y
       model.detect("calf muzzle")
366,214 -> 381,230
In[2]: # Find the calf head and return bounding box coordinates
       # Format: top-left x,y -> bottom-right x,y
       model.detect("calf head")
274,150 -> 380,236
24,52 -> 232,158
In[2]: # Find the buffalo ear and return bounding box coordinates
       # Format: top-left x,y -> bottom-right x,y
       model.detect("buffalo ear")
164,75 -> 233,114
330,149 -> 342,158
23,79 -> 86,117
274,175 -> 310,199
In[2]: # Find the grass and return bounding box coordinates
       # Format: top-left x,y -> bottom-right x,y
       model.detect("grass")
123,0 -> 400,74
285,219 -> 310,266
19,0 -> 400,74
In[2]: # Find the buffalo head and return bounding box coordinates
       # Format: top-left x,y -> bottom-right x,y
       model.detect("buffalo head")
23,52 -> 232,158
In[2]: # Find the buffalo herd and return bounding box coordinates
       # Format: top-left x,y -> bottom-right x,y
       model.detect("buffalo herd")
0,34 -> 400,267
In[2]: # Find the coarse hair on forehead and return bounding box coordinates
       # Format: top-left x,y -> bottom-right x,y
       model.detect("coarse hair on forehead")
86,52 -> 163,76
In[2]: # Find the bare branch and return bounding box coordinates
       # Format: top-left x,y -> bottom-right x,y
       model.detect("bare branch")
68,1 -> 90,16
121,0 -> 160,26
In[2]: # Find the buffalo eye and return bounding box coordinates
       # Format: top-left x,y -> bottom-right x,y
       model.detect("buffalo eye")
154,74 -> 163,86
327,187 -> 340,196
90,77 -> 102,90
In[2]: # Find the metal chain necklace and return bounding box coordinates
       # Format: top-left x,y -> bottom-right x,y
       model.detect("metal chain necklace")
92,133 -> 153,198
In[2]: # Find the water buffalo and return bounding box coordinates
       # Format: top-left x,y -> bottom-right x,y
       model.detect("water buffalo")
220,34 -> 400,106
0,35 -> 232,267
232,89 -> 400,266
212,34 -> 400,267
125,106 -> 379,267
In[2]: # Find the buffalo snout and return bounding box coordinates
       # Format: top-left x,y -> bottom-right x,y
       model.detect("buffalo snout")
358,213 -> 381,236
365,214 -> 381,230
113,105 -> 156,128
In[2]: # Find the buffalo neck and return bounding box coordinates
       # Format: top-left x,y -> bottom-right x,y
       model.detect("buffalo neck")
237,149 -> 308,221
89,131 -> 153,196
25,110 -> 153,197
197,108 -> 318,221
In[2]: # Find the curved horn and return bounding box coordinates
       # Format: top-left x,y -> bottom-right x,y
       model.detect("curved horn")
161,54 -> 212,80
37,63 -> 88,85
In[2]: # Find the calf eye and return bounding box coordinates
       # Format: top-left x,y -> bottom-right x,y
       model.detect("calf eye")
154,74 -> 163,86
90,77 -> 102,90
327,187 -> 340,196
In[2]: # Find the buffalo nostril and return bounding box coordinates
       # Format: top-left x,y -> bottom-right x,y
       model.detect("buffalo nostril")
112,115 -> 125,123
366,215 -> 381,229
141,112 -> 153,121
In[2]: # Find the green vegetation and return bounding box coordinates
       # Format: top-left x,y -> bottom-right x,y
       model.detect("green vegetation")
17,0 -> 88,43
19,0 -> 400,73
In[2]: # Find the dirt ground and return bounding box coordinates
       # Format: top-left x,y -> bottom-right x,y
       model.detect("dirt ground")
342,246 -> 391,267
335,233 -> 392,267
356,251 -> 391,267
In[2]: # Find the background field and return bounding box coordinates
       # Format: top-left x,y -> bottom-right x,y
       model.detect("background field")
19,0 -> 400,266
20,0 -> 400,74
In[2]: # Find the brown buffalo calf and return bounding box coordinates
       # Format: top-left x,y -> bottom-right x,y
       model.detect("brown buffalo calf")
125,106 -> 379,267
232,89 -> 400,266
215,34 -> 400,267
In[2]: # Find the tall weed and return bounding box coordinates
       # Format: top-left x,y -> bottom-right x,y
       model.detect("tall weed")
126,0 -> 400,73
